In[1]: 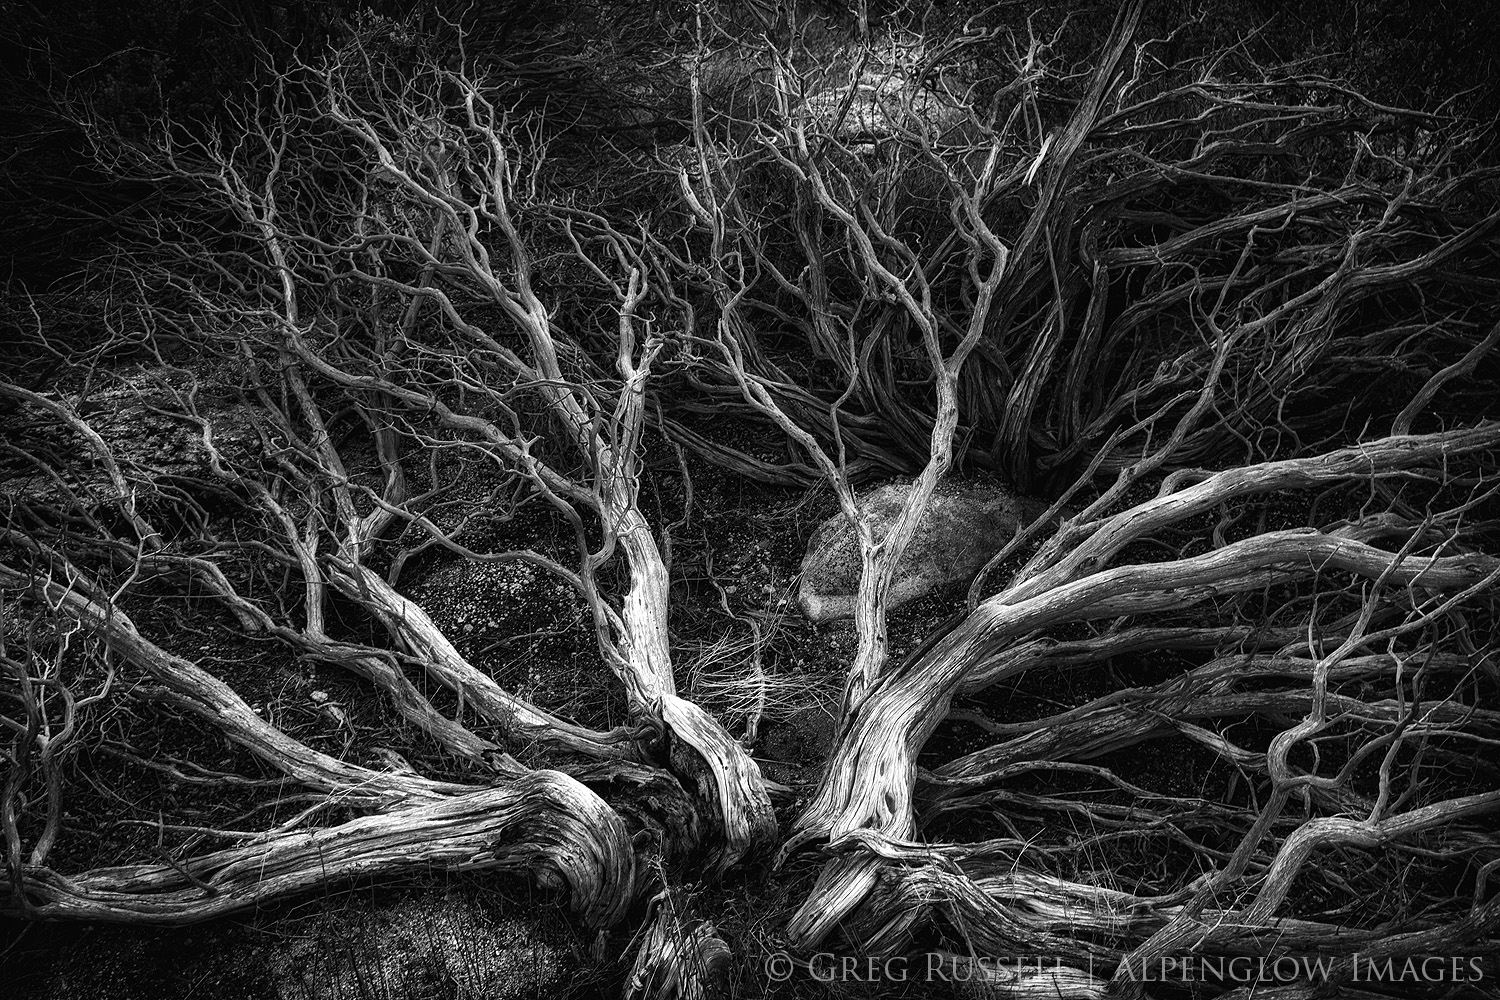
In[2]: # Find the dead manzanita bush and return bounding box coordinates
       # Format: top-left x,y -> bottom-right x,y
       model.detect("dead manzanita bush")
3,2 -> 1497,996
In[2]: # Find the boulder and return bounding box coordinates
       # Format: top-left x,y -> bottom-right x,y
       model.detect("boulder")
17,887 -> 585,1000
797,481 -> 1055,622
264,888 -> 583,1000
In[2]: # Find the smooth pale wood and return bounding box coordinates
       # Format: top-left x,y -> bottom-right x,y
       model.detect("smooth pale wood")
0,561 -> 637,927
625,892 -> 731,1000
609,504 -> 778,871
0,559 -> 465,807
9,774 -> 636,928
932,652 -> 1497,788
794,530 -> 1499,848
331,562 -> 636,761
786,425 -> 1500,949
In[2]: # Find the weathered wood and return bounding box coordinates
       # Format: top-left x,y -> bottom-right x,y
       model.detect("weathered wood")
9,775 -> 637,927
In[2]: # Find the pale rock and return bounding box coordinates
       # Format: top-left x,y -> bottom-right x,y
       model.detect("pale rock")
797,481 -> 1056,622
